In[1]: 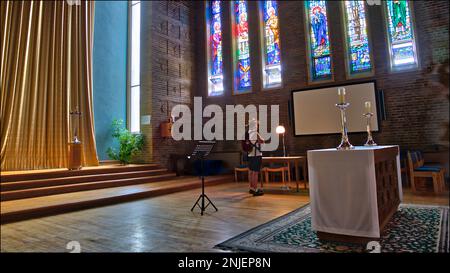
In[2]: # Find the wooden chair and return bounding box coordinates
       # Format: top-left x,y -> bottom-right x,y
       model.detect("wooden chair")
399,151 -> 409,187
235,166 -> 265,189
407,151 -> 445,194
261,166 -> 290,188
415,150 -> 445,169
234,166 -> 250,182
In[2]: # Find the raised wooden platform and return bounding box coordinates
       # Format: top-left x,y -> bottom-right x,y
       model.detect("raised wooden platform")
1,164 -> 162,182
0,164 -> 232,224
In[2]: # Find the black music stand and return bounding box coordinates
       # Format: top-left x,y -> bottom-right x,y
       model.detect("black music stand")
190,141 -> 218,215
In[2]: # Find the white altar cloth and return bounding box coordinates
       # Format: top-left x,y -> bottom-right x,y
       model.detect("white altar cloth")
307,146 -> 402,238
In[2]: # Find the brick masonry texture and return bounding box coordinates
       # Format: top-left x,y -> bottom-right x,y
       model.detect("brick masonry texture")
140,1 -> 448,167
139,1 -> 195,167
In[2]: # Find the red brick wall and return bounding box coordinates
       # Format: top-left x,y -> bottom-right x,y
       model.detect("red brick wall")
140,1 -> 195,167
191,0 -> 449,156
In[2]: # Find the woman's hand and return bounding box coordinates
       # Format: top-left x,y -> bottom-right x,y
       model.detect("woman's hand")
257,133 -> 265,144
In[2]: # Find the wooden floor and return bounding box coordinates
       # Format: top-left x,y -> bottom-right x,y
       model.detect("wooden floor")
1,181 -> 448,252
0,175 -> 231,223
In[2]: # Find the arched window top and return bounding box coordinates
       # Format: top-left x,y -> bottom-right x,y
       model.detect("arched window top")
207,0 -> 224,96
342,1 -> 374,78
304,0 -> 333,82
384,0 -> 418,70
260,0 -> 282,89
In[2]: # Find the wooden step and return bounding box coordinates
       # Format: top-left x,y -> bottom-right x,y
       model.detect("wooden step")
0,164 -> 160,183
0,169 -> 170,191
0,175 -> 232,224
1,173 -> 178,201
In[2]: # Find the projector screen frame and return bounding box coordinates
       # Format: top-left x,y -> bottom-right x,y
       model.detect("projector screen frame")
290,80 -> 382,137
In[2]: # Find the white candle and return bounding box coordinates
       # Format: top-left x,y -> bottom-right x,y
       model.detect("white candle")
338,88 -> 346,104
365,101 -> 371,113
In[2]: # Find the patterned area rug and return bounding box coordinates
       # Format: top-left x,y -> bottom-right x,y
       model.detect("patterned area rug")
216,204 -> 449,253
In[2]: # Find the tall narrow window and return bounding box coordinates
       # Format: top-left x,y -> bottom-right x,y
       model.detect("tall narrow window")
233,0 -> 252,93
304,0 -> 332,82
384,0 -> 418,70
207,0 -> 224,96
129,1 -> 140,133
342,1 -> 373,78
260,0 -> 282,88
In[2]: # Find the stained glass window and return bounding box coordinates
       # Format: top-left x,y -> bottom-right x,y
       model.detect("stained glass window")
343,1 -> 373,77
385,0 -> 418,69
305,0 -> 332,81
208,0 -> 224,96
261,0 -> 282,88
233,0 -> 252,93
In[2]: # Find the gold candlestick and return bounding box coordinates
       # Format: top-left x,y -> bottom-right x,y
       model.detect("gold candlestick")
336,102 -> 354,150
363,112 -> 377,146
69,107 -> 82,144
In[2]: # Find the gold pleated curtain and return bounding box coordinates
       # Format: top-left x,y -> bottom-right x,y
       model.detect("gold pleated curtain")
1,0 -> 99,171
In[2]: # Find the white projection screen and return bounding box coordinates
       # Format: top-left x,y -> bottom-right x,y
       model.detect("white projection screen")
292,82 -> 379,136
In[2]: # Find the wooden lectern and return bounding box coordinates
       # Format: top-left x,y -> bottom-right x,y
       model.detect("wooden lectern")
68,142 -> 82,170
69,107 -> 82,170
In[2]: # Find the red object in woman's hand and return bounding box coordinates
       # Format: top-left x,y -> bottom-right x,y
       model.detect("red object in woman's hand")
257,135 -> 265,144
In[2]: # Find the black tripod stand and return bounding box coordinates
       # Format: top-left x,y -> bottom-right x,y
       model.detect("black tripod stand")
190,141 -> 218,216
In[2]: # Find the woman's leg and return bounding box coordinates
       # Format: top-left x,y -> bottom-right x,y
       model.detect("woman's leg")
256,171 -> 263,189
255,157 -> 263,191
253,171 -> 259,190
249,171 -> 256,191
253,171 -> 259,189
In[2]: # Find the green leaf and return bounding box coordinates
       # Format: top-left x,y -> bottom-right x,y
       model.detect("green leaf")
106,119 -> 145,164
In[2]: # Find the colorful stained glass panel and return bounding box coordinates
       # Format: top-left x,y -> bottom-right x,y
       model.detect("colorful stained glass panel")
262,0 -> 282,87
263,0 -> 281,66
314,56 -> 331,77
305,0 -> 332,80
208,0 -> 224,96
344,1 -> 372,74
386,0 -> 413,42
234,0 -> 252,91
385,0 -> 417,68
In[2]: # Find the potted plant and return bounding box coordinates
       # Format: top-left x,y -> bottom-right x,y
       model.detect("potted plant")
106,119 -> 144,164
